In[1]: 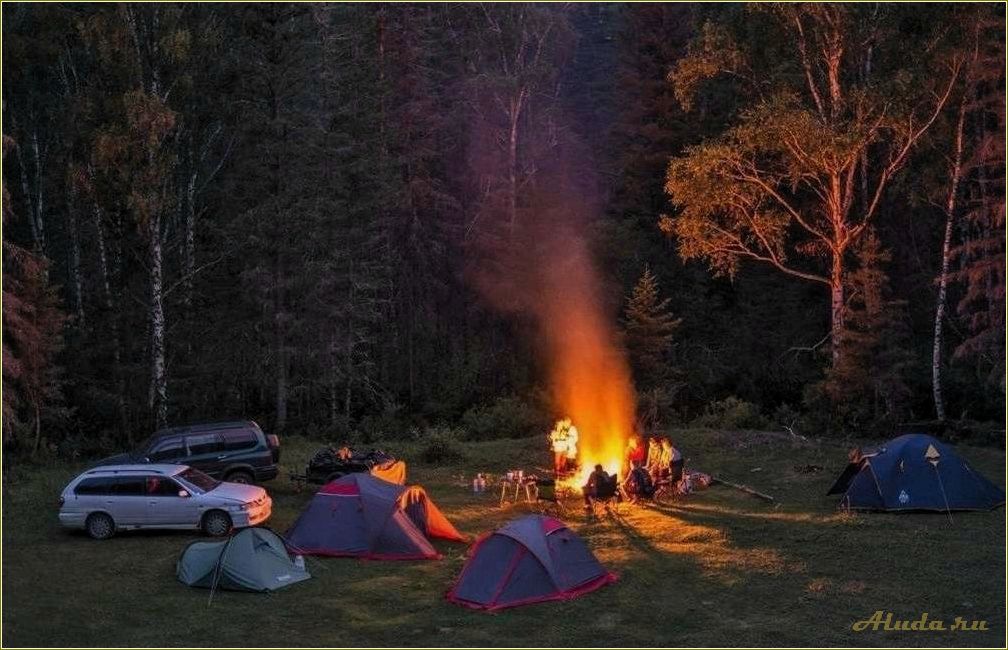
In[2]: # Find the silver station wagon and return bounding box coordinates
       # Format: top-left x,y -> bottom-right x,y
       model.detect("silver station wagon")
58,464 -> 272,539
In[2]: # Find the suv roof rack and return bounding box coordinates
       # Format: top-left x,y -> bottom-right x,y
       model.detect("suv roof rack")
151,420 -> 260,439
86,466 -> 175,476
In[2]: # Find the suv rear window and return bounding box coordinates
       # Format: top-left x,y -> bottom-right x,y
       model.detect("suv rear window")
148,437 -> 184,462
186,433 -> 223,456
221,429 -> 258,452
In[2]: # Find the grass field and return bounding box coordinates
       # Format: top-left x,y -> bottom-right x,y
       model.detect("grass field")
2,429 -> 1005,647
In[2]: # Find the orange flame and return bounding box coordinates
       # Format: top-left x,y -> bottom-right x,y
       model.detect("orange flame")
464,175 -> 637,488
538,239 -> 637,488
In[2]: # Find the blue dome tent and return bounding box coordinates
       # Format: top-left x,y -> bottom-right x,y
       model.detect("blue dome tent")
828,434 -> 1004,512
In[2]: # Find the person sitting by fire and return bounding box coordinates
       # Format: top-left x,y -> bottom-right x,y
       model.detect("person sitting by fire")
651,437 -> 673,484
623,436 -> 645,478
624,459 -> 654,501
582,464 -> 611,511
645,436 -> 660,475
549,418 -> 575,476
668,439 -> 684,483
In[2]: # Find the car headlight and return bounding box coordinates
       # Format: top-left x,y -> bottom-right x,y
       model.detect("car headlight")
230,503 -> 250,512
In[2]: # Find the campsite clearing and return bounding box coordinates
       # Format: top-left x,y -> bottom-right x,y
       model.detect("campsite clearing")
3,429 -> 1005,647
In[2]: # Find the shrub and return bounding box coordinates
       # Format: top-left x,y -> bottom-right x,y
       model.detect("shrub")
691,396 -> 768,430
460,396 -> 550,441
355,401 -> 411,442
418,426 -> 466,464
637,385 -> 685,430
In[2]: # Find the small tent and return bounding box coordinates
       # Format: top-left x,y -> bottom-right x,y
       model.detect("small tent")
177,527 -> 310,592
371,460 -> 407,485
399,485 -> 467,543
446,514 -> 616,611
828,433 -> 1005,512
286,473 -> 462,559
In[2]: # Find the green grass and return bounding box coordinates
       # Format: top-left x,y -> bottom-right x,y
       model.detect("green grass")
3,429 -> 1005,647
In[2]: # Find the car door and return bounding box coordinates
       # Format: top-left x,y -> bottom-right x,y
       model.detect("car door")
144,476 -> 199,527
110,476 -> 148,525
183,433 -> 227,477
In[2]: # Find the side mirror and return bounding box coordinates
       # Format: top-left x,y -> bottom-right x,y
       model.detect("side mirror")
178,489 -> 190,498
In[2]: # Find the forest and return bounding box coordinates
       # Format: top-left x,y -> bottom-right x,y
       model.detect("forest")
2,3 -> 1004,460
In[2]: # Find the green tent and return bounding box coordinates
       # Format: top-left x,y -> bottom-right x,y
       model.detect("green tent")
177,527 -> 310,592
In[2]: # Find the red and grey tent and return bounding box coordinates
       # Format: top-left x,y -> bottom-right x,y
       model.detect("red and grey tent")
286,473 -> 460,560
446,514 -> 616,611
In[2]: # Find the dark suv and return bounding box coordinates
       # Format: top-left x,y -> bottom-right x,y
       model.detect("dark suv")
97,421 -> 280,484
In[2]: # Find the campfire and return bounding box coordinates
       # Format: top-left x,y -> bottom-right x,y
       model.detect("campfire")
550,416 -> 628,489
537,244 -> 637,490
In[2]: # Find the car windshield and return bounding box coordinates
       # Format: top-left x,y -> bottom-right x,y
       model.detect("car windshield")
175,467 -> 220,493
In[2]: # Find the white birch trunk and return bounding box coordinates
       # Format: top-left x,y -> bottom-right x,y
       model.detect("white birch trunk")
148,212 -> 168,428
932,97 -> 967,421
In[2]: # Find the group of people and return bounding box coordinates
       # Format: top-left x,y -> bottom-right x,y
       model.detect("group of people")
623,435 -> 683,500
579,434 -> 685,511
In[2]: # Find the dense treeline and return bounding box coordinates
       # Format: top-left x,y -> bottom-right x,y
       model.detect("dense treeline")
2,3 -> 1004,458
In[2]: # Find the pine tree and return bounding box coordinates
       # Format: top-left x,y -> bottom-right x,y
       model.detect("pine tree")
821,232 -> 912,427
2,133 -> 68,452
623,265 -> 682,386
950,12 -> 1006,393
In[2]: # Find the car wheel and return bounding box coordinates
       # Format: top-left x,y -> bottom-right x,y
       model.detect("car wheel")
86,512 -> 115,540
225,470 -> 254,485
202,510 -> 232,537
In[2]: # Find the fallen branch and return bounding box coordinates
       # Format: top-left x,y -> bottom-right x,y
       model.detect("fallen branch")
710,476 -> 777,503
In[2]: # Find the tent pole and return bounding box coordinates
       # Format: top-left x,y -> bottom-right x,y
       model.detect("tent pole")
932,465 -> 954,524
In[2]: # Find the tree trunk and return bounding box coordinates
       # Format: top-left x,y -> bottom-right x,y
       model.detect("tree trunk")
16,136 -> 46,255
932,96 -> 967,421
274,266 -> 288,434
32,402 -> 42,456
91,200 -> 129,442
830,252 -> 845,366
345,318 -> 353,424
329,331 -> 338,426
65,185 -> 84,325
407,294 -> 415,408
183,163 -> 196,306
148,212 -> 168,429
507,103 -> 519,242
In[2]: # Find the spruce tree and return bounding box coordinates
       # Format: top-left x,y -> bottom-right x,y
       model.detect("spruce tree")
821,232 -> 912,427
624,265 -> 682,386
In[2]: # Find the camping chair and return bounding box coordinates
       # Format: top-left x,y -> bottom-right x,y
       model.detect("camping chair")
622,469 -> 654,506
534,478 -> 568,518
587,475 -> 621,519
653,458 -> 689,507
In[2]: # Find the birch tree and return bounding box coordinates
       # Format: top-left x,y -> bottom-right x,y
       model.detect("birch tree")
465,4 -> 575,244
662,5 -> 961,367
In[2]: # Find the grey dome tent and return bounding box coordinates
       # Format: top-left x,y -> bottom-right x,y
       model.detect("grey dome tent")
177,527 -> 310,592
